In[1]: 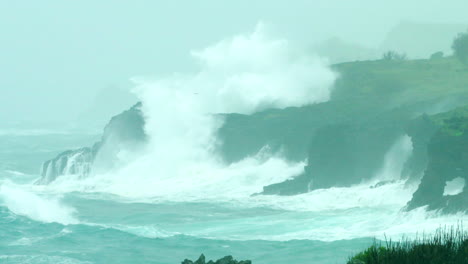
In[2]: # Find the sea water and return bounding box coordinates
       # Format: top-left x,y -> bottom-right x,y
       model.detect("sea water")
0,131 -> 466,264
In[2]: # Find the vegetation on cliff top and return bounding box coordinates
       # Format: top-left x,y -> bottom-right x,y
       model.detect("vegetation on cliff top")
332,56 -> 468,104
348,227 -> 468,264
429,105 -> 468,136
452,30 -> 468,65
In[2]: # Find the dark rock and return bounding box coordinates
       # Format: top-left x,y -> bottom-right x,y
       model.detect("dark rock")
406,106 -> 468,213
194,254 -> 206,264
370,180 -> 397,189
263,107 -> 412,195
36,146 -> 97,184
214,256 -> 233,264
182,255 -> 250,264
401,114 -> 438,182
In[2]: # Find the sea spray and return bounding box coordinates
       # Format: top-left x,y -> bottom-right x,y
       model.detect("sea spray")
53,23 -> 336,200
373,135 -> 413,183
0,182 -> 78,225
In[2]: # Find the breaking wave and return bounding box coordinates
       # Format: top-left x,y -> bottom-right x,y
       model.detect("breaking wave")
0,182 -> 78,225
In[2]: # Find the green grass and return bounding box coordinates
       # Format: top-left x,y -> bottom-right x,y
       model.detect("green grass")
429,105 -> 468,136
332,56 -> 468,105
348,227 -> 468,264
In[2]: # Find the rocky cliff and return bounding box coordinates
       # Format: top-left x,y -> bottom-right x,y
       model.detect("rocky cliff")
262,104 -> 468,213
406,106 -> 468,213
36,57 -> 468,214
37,103 -> 146,184
261,103 -> 432,195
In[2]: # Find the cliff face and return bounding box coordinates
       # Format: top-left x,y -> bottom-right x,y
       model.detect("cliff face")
406,106 -> 468,213
400,115 -> 438,182
218,101 -> 374,163
218,99 -> 414,164
264,127 -> 397,195
36,146 -> 98,184
262,105 -> 468,213
262,113 -> 409,194
92,102 -> 147,173
37,103 -> 146,184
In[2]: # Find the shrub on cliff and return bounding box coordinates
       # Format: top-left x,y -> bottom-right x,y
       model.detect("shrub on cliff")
348,227 -> 468,264
452,30 -> 468,65
382,51 -> 407,61
430,51 -> 444,60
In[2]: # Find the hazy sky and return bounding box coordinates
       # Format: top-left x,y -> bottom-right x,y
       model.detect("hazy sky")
1,0 -> 468,128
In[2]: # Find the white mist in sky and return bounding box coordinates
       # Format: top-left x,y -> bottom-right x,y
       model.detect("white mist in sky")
51,23 -> 337,200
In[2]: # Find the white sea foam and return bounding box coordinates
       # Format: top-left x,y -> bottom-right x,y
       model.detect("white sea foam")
97,181 -> 466,242
0,129 -> 73,136
372,135 -> 413,183
46,153 -> 305,201
9,228 -> 72,246
3,170 -> 27,176
0,255 -> 92,264
106,224 -> 178,238
0,183 -> 78,225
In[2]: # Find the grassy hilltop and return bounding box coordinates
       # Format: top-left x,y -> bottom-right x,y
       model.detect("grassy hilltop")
332,56 -> 468,104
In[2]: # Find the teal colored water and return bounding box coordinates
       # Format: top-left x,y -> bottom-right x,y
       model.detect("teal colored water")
0,132 -> 465,264
0,200 -> 374,264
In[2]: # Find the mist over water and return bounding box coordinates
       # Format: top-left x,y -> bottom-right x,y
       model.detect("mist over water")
1,17 -> 467,264
373,135 -> 413,183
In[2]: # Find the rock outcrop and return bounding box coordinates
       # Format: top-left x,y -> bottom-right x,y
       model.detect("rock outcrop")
262,104 -> 468,213
262,107 -> 414,195
400,115 -> 438,182
37,103 -> 146,184
36,146 -> 98,184
406,106 -> 468,213
182,254 -> 251,264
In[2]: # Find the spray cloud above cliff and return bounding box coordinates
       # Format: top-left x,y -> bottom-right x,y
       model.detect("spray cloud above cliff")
84,23 -> 337,198
136,23 -> 336,115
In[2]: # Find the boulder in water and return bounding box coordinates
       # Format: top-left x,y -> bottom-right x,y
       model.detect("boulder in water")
181,255 -> 251,264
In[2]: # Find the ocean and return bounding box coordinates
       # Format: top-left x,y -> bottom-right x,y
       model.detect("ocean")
0,131 -> 466,264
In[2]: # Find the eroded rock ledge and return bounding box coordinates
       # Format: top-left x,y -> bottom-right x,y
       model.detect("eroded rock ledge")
406,106 -> 468,213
